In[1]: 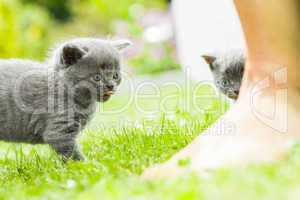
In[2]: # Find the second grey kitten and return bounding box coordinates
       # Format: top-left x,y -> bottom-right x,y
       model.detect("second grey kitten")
0,38 -> 131,161
202,51 -> 245,100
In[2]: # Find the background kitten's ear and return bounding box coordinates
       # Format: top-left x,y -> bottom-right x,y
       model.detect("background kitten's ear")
61,45 -> 88,66
111,40 -> 132,51
202,55 -> 216,70
202,55 -> 216,65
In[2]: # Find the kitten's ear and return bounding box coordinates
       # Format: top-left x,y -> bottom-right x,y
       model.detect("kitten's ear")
61,45 -> 88,66
202,55 -> 216,65
202,55 -> 216,70
111,40 -> 132,51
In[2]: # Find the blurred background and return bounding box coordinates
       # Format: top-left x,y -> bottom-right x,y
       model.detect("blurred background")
0,0 -> 244,79
0,0 -> 244,125
0,0 -> 245,124
0,0 -> 179,75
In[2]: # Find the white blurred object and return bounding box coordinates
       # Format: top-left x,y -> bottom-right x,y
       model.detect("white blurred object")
172,0 -> 245,81
143,23 -> 173,43
141,9 -> 174,44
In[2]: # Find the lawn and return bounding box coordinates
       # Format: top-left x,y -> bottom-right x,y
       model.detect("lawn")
0,75 -> 300,200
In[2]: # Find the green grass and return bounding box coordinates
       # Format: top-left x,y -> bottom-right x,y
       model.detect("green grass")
0,81 -> 299,200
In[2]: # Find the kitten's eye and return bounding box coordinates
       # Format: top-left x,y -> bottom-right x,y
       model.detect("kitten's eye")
93,74 -> 102,82
113,73 -> 119,80
222,80 -> 230,86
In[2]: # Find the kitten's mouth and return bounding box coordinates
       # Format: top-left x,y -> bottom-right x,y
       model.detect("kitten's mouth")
228,94 -> 238,100
99,91 -> 115,102
231,96 -> 238,100
104,91 -> 114,96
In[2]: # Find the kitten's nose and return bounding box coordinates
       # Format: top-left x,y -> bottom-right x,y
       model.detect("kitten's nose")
234,90 -> 239,96
106,84 -> 114,91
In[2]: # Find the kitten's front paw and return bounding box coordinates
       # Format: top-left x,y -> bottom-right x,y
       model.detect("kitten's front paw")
71,151 -> 86,162
60,151 -> 86,163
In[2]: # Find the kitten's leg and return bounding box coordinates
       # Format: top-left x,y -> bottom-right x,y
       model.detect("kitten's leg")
46,137 -> 85,162
71,144 -> 86,161
43,128 -> 85,161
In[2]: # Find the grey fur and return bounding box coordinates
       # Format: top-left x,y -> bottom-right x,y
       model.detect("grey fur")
0,38 -> 131,161
202,50 -> 245,100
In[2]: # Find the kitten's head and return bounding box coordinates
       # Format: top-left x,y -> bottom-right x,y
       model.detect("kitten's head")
202,51 -> 245,100
52,38 -> 131,102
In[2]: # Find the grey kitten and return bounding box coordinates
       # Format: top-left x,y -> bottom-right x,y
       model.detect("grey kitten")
202,51 -> 245,100
0,38 -> 131,161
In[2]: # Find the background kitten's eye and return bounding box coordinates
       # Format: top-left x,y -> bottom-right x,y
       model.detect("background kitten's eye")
113,73 -> 119,79
93,74 -> 102,82
222,80 -> 229,86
